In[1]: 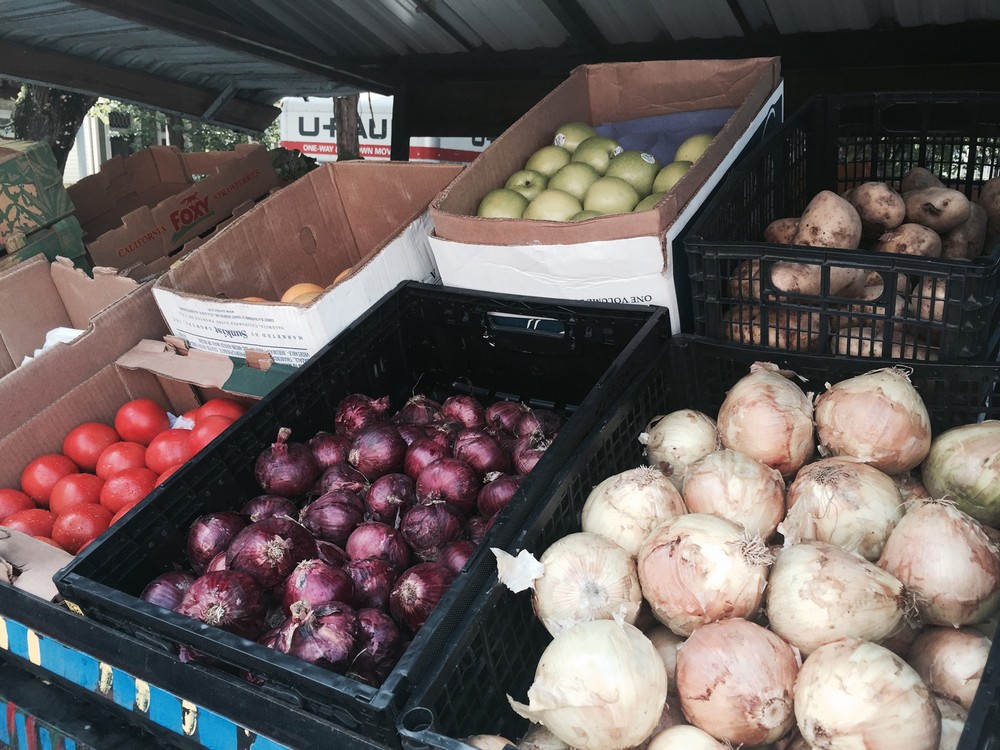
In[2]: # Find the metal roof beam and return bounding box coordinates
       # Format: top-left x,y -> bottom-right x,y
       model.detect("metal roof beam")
0,38 -> 279,132
541,0 -> 610,54
67,0 -> 392,94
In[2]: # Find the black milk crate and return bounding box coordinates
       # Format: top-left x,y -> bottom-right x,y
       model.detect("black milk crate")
397,334 -> 1000,750
684,91 -> 1000,362
53,281 -> 671,749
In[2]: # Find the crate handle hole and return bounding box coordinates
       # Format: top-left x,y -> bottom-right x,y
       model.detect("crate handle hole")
401,706 -> 435,734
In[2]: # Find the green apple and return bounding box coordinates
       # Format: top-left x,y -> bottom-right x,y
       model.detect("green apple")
524,189 -> 583,221
571,136 -> 622,176
674,133 -> 715,163
652,160 -> 693,193
634,192 -> 666,212
525,145 -> 571,177
505,169 -> 549,202
570,210 -> 602,221
477,188 -> 529,219
605,150 -> 660,198
553,121 -> 597,153
547,162 -> 600,202
583,176 -> 640,215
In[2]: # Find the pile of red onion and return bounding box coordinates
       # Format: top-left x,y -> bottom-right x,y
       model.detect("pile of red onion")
140,391 -> 561,686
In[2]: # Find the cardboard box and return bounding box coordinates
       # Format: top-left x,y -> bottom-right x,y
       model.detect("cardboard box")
428,57 -> 784,333
151,160 -> 464,366
0,139 -> 75,248
0,215 -> 90,274
67,144 -> 279,270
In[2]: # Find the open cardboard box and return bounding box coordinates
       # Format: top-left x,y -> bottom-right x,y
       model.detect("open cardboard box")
151,160 -> 464,366
428,57 -> 784,332
67,144 -> 279,271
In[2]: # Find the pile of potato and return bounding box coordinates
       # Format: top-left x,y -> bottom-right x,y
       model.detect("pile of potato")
723,168 -> 1000,358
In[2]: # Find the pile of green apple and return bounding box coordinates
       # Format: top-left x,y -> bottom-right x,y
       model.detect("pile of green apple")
477,121 -> 715,221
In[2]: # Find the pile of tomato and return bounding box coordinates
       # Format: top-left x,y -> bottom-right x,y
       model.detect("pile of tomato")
0,396 -> 248,554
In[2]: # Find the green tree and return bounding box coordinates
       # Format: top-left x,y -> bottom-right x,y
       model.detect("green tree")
3,82 -> 97,171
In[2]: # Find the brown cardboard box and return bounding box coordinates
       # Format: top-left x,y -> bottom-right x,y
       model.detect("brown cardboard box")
68,144 -> 279,270
0,139 -> 75,247
151,160 -> 463,366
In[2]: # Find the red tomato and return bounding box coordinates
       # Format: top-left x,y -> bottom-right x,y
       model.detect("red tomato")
196,397 -> 248,424
145,429 -> 193,475
0,488 -> 36,521
188,414 -> 234,455
95,441 -> 147,480
62,422 -> 120,472
180,407 -> 201,426
3,508 -> 56,537
99,467 -> 158,514
48,473 -> 105,516
153,463 -> 184,488
114,399 -> 171,446
33,536 -> 66,551
110,499 -> 140,525
52,504 -> 113,554
20,454 -> 78,507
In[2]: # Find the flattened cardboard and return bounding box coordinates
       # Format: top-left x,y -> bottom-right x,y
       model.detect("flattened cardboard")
0,527 -> 73,601
151,161 -> 463,366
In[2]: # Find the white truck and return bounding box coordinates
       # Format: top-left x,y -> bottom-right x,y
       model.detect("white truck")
279,94 -> 491,163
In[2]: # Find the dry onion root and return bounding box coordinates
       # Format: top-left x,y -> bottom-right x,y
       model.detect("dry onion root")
638,409 -> 720,490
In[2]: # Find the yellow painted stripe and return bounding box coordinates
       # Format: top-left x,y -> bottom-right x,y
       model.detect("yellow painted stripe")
0,616 -> 7,651
26,629 -> 40,666
98,662 -> 114,695
135,679 -> 150,713
181,700 -> 198,736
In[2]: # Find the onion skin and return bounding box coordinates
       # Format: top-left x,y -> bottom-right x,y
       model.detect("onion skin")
272,601 -> 360,673
306,431 -> 352,471
140,571 -> 197,612
299,489 -> 365,546
279,558 -> 355,615
226,516 -> 318,588
348,424 -> 407,481
640,409 -> 720,490
389,561 -> 455,632
254,427 -> 320,498
646,625 -> 684,695
415,458 -> 480,517
646,725 -> 726,750
345,521 -> 411,573
921,420 -> 1000,527
440,395 -> 486,429
476,473 -> 523,519
908,626 -> 991,711
675,618 -> 798,746
186,511 -> 249,574
349,607 -> 405,686
935,696 -> 968,750
794,637 -> 941,750
177,570 -> 266,640
335,394 -> 391,438
239,495 -> 298,523
346,557 -> 397,610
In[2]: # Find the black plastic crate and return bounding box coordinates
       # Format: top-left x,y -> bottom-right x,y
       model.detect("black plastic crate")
684,91 -> 1000,361
398,334 -> 1000,750
52,281 -> 670,748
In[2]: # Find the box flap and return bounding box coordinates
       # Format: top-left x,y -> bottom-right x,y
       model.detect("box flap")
49,256 -> 139,328
0,527 -> 74,601
0,254 -> 72,372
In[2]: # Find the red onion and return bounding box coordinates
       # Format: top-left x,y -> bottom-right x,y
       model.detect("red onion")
335,394 -> 391,438
206,551 -> 228,571
315,539 -> 349,567
346,557 -> 398,610
346,522 -> 411,572
316,462 -> 371,496
486,401 -> 531,433
365,473 -> 415,525
438,539 -> 476,576
393,395 -> 442,425
465,515 -> 490,545
441,395 -> 487,429
349,425 -> 407,480
187,511 -> 249,574
226,516 -> 318,588
428,421 -> 460,450
389,562 -> 455,632
349,607 -> 405,686
272,601 -> 360,672
515,408 -> 562,439
307,431 -> 352,470
177,570 -> 267,640
401,501 -> 463,560
240,495 -> 298,523
477,473 -> 523,519
416,458 -> 480,516
512,434 -> 551,475
454,432 -> 512,479
141,571 -> 197,612
404,436 -> 451,480
280,558 -> 355,615
299,489 -> 365,545
396,423 -> 429,446
255,427 -> 320,498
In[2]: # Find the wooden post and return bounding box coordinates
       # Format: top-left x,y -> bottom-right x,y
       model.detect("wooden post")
335,94 -> 361,161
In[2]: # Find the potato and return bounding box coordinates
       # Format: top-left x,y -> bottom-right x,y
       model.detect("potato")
793,190 -> 863,249
941,202 -> 988,260
904,187 -> 971,234
831,291 -> 907,331
831,326 -> 934,359
848,181 -> 905,237
874,223 -> 942,258
770,260 -> 867,299
975,177 -> 1000,252
722,304 -> 821,351
728,259 -> 761,300
763,217 -> 799,244
900,167 -> 944,194
908,276 -> 948,324
863,269 -> 910,295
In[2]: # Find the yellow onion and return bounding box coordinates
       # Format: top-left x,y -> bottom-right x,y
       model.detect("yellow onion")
765,541 -> 912,655
628,700 -> 687,750
645,624 -> 684,695
637,513 -> 772,636
638,409 -> 720,490
716,362 -> 814,478
508,620 -> 667,750
814,367 -> 931,474
878,499 -> 1000,626
893,470 -> 932,510
780,457 -> 904,561
794,637 -> 941,750
581,466 -> 687,556
674,618 -> 798,745
681,449 -> 785,539
935,696 -> 968,750
646,725 -> 726,750
921,420 -> 1000,527
908,626 -> 992,711
532,532 -> 642,637
465,736 -> 515,750
517,723 -> 570,750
